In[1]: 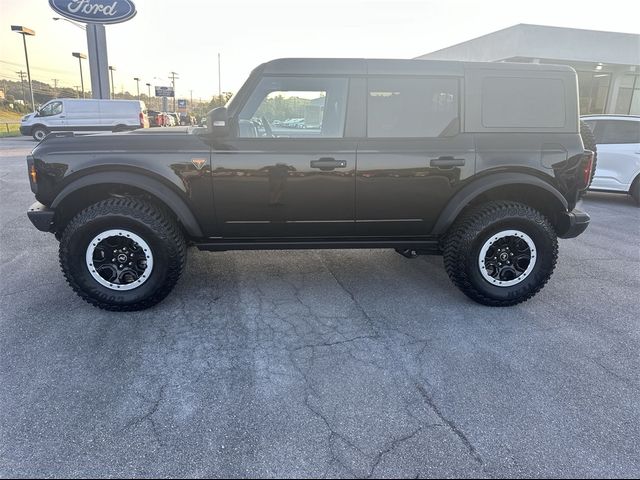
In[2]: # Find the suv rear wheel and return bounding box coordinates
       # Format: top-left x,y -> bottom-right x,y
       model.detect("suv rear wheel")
59,198 -> 186,311
443,201 -> 558,306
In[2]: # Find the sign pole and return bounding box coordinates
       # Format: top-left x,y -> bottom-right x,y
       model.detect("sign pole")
86,23 -> 110,99
50,0 -> 138,100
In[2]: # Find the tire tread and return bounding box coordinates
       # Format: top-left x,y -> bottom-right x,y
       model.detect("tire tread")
59,197 -> 186,311
443,201 -> 558,307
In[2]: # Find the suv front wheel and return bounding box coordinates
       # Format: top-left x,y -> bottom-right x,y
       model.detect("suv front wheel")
443,201 -> 558,306
32,125 -> 49,142
59,198 -> 187,311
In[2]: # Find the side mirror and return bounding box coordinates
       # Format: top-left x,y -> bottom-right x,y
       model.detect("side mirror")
207,107 -> 230,138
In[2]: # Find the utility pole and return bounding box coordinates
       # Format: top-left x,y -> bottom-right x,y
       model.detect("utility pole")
16,70 -> 27,105
52,78 -> 59,97
74,86 -> 81,98
169,71 -> 179,111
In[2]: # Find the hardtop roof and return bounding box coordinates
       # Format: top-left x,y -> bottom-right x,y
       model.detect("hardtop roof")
258,58 -> 575,76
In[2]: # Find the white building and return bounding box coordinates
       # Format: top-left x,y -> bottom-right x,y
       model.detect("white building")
416,24 -> 640,115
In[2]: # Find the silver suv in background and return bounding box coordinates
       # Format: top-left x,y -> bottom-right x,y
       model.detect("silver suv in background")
581,115 -> 640,205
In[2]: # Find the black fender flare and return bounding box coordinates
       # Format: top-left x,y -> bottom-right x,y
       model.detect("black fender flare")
432,172 -> 569,235
51,171 -> 204,237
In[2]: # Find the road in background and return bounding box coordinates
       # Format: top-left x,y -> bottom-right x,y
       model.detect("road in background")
1,137 -> 639,478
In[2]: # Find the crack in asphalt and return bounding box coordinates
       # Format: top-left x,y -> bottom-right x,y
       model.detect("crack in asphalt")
291,334 -> 378,352
366,426 -> 424,478
121,384 -> 167,447
416,383 -> 486,471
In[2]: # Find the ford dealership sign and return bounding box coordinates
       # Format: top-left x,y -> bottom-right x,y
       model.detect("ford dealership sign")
49,0 -> 137,24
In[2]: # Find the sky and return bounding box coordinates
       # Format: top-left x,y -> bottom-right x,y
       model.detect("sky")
1,0 -> 639,101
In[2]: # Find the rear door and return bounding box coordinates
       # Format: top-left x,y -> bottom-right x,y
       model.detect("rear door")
37,100 -> 66,131
356,76 -> 475,236
99,101 -> 136,129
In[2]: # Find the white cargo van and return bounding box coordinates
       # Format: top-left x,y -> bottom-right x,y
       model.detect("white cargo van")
20,99 -> 149,141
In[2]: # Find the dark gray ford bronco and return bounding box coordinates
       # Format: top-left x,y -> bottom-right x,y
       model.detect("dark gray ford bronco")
26,58 -> 593,310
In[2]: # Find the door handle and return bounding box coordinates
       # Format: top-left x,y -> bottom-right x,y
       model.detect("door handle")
310,157 -> 347,171
430,156 -> 465,168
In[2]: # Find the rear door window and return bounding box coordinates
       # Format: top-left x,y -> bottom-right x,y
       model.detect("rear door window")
366,77 -> 459,138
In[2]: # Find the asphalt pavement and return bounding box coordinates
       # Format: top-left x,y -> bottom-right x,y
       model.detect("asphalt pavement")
1,136 -> 639,478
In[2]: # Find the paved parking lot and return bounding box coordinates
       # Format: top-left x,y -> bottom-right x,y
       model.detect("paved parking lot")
1,136 -> 639,478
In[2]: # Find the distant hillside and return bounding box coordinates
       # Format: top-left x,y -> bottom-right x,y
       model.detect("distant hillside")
0,109 -> 22,122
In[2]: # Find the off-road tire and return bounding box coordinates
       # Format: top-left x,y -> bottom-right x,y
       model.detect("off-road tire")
59,198 -> 187,311
580,120 -> 598,191
32,125 -> 49,142
443,201 -> 558,307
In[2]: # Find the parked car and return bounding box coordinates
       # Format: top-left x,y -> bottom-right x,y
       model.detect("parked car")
25,58 -> 592,311
167,112 -> 182,126
147,110 -> 165,127
20,99 -> 149,141
163,113 -> 176,127
581,115 -> 640,205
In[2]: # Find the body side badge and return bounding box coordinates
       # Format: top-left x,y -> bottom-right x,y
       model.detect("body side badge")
191,158 -> 207,170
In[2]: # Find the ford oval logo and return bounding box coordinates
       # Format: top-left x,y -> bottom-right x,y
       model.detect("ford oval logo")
49,0 -> 137,25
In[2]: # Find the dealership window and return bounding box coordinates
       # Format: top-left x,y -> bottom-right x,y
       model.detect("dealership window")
615,75 -> 640,115
367,77 -> 459,138
577,71 -> 611,115
238,77 -> 348,138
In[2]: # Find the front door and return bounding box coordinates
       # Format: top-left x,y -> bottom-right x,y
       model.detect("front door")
37,100 -> 66,131
356,76 -> 475,236
212,76 -> 356,238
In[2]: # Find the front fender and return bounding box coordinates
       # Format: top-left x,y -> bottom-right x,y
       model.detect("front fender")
432,172 -> 569,235
50,171 -> 204,237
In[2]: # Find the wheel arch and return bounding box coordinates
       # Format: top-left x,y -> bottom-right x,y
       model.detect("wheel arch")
433,172 -> 569,235
51,171 -> 204,238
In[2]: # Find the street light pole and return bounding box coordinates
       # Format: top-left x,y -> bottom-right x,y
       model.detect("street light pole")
11,26 -> 36,111
52,17 -> 86,31
72,52 -> 87,98
109,66 -> 116,99
134,77 -> 140,100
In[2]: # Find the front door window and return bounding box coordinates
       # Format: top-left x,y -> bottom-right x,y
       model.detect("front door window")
238,77 -> 348,138
39,101 -> 63,117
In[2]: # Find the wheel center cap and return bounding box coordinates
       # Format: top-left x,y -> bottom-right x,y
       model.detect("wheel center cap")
499,252 -> 509,261
117,253 -> 128,263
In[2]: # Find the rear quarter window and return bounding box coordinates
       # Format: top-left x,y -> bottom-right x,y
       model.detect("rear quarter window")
481,77 -> 566,128
595,120 -> 640,144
